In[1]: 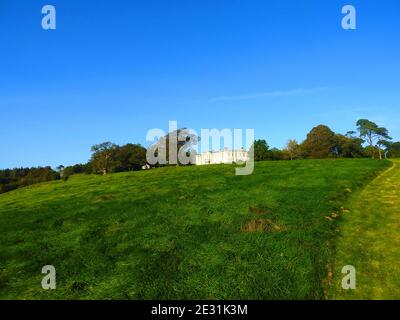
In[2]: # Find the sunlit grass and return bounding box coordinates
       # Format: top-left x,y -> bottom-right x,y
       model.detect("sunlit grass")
0,159 -> 390,299
331,159 -> 400,300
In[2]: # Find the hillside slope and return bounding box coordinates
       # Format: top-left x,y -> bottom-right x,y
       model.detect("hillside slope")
332,159 -> 400,299
0,159 -> 390,299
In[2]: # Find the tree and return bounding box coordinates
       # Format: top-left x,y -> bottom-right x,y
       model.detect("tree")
90,142 -> 117,175
56,165 -> 65,177
356,119 -> 392,158
253,139 -> 270,161
364,146 -> 379,159
301,125 -> 337,158
148,128 -> 199,166
286,139 -> 301,160
56,165 -> 67,180
387,142 -> 400,158
269,148 -> 284,161
345,131 -> 357,138
377,140 -> 392,159
334,134 -> 364,158
114,144 -> 147,172
0,167 -> 59,194
63,163 -> 91,176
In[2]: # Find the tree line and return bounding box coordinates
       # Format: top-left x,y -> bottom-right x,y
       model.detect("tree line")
254,119 -> 400,161
0,143 -> 148,194
0,167 -> 59,194
58,143 -> 148,178
1,119 -> 399,194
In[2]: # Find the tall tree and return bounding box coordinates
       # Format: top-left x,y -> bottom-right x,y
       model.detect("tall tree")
301,125 -> 337,158
90,142 -> 117,175
253,139 -> 270,161
286,139 -> 301,160
356,119 -> 391,158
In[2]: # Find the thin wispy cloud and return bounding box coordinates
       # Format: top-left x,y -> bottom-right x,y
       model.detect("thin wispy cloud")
208,87 -> 334,102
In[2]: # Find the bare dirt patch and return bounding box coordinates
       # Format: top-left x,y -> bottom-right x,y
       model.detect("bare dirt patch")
241,218 -> 284,233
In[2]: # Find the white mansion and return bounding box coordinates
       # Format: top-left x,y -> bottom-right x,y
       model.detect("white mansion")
195,148 -> 249,165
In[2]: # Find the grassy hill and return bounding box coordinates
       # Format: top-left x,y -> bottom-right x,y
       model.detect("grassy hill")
0,159 -> 390,300
332,159 -> 400,299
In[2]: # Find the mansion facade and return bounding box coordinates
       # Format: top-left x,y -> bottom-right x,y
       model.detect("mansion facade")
195,148 -> 249,165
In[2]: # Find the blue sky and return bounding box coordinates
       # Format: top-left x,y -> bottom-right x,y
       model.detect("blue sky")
0,0 -> 399,169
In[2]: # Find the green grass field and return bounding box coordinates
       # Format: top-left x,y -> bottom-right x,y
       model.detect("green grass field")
331,159 -> 400,299
0,159 -> 391,300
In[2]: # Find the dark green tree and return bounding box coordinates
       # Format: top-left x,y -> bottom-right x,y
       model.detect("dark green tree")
301,125 -> 337,158
334,134 -> 364,158
387,142 -> 400,158
114,144 -> 147,172
253,139 -> 270,161
0,167 -> 59,194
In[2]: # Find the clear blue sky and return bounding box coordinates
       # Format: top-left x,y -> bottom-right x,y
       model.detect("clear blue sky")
1,0 -> 399,169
